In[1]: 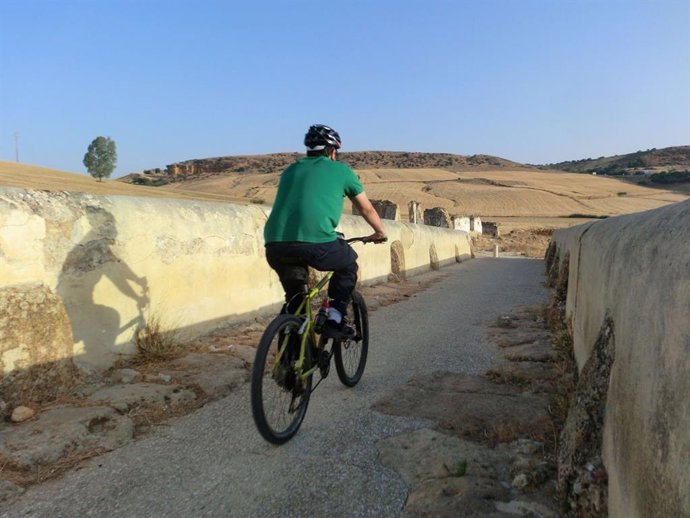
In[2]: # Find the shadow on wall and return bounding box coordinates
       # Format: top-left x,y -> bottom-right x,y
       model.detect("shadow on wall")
56,206 -> 150,370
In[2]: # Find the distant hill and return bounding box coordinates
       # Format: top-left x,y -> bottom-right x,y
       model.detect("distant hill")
118,151 -> 531,186
540,145 -> 690,175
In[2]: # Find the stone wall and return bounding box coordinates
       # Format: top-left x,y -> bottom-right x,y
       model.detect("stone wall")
0,187 -> 471,374
353,199 -> 399,221
423,207 -> 451,228
482,221 -> 499,237
548,200 -> 690,517
408,201 -> 422,224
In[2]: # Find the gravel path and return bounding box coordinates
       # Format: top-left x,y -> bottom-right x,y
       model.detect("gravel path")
1,257 -> 547,518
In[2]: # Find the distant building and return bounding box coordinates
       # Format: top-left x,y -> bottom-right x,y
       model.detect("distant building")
451,216 -> 470,232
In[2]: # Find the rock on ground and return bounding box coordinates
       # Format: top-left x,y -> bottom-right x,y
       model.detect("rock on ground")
377,429 -> 557,517
108,368 -> 142,384
0,406 -> 134,471
164,353 -> 249,399
0,480 -> 25,503
10,406 -> 35,423
88,383 -> 197,413
373,372 -> 551,442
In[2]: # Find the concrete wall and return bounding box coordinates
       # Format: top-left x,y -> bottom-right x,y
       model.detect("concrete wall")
549,200 -> 690,517
0,188 -> 471,374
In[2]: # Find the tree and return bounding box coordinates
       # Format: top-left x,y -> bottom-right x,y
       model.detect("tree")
83,136 -> 117,181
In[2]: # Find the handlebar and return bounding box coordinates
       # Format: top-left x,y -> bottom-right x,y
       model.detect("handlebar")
345,236 -> 388,244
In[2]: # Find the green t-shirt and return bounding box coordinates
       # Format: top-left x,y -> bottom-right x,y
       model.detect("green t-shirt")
264,156 -> 364,243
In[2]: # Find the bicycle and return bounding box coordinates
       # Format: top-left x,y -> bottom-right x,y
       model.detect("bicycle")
251,236 -> 384,444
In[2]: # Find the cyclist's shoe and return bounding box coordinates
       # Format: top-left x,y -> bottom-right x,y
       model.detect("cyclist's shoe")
322,319 -> 356,339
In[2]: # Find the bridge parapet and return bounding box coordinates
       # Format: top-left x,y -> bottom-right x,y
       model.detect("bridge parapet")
0,187 -> 471,375
549,200 -> 690,517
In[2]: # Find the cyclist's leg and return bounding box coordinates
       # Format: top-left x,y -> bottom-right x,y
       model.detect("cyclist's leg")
265,243 -> 309,314
307,239 -> 358,318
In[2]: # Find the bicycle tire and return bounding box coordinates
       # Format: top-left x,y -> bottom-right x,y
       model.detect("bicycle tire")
251,314 -> 313,444
334,290 -> 369,387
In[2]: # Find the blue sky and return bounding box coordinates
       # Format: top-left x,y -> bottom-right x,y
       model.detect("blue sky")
1,0 -> 689,177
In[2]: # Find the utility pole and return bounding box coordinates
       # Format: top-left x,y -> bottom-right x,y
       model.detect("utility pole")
13,132 -> 19,162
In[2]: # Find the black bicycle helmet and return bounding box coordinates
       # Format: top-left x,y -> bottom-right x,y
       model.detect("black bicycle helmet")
304,124 -> 342,150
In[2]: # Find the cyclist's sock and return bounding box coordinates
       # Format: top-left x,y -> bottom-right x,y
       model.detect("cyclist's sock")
327,307 -> 343,323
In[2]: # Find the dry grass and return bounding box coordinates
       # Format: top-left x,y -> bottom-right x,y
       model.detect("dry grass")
127,393 -> 208,438
133,314 -> 185,362
0,448 -> 107,487
484,421 -> 524,446
472,228 -> 554,258
0,362 -> 82,410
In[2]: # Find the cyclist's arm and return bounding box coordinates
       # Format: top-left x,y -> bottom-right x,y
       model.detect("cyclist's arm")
350,192 -> 387,241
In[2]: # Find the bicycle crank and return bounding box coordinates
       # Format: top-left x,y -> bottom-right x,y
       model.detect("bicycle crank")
318,349 -> 332,378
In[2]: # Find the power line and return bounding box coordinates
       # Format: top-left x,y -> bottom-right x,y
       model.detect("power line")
13,132 -> 19,162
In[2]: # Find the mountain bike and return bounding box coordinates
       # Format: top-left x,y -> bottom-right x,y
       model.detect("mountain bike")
251,236 -> 383,444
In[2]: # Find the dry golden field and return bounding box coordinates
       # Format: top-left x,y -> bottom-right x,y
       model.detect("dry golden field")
149,164 -> 687,229
0,161 -> 244,203
2,159 -> 687,238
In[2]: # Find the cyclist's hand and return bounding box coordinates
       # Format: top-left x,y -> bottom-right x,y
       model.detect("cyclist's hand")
364,232 -> 387,244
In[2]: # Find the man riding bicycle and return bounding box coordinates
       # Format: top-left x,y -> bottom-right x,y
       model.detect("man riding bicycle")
264,124 -> 386,339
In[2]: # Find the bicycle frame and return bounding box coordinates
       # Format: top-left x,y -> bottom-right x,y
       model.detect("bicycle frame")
273,270 -> 334,382
269,235 -> 383,387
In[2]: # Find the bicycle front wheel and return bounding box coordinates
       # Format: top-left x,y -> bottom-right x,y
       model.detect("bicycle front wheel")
334,290 -> 369,387
251,314 -> 312,444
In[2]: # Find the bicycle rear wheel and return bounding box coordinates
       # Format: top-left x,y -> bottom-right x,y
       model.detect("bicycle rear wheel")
251,314 -> 313,444
334,290 -> 369,387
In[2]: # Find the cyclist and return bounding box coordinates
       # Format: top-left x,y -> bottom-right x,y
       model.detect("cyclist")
264,124 -> 386,339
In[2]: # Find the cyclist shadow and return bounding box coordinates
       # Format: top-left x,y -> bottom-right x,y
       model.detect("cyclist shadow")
56,206 -> 149,370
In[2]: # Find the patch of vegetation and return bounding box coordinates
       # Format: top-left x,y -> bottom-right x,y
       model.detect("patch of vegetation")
566,214 -> 608,219
485,420 -> 524,446
250,197 -> 266,204
543,146 -> 690,174
649,170 -> 690,184
133,177 -> 170,187
134,314 -> 184,362
549,332 -> 577,433
616,192 -> 627,196
444,459 -> 468,477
